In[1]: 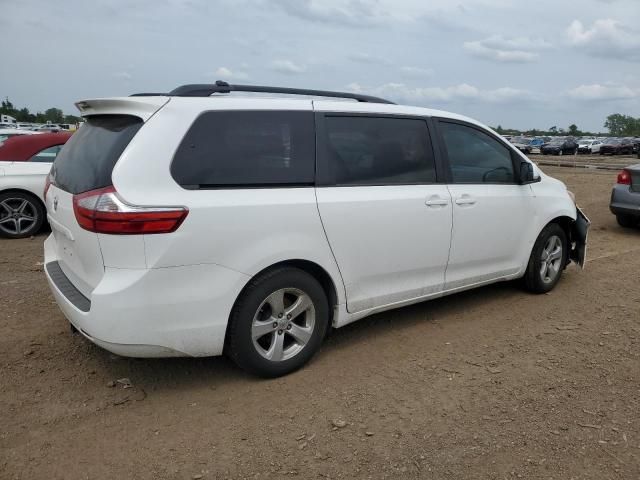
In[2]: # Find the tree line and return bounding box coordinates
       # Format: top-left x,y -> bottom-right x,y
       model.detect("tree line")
495,114 -> 640,138
1,98 -> 82,125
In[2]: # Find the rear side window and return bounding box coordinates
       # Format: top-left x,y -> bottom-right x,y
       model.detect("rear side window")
319,116 -> 436,186
29,145 -> 62,163
51,115 -> 142,194
438,121 -> 515,184
171,111 -> 315,188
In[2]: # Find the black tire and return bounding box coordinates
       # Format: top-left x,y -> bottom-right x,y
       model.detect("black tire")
616,214 -> 637,228
0,191 -> 45,239
523,223 -> 568,294
226,267 -> 329,378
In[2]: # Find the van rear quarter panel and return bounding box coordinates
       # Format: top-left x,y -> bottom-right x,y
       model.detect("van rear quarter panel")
110,98 -> 346,305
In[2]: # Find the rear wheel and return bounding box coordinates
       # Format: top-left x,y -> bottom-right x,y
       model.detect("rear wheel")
0,192 -> 45,239
523,223 -> 568,293
616,214 -> 638,228
227,267 -> 329,377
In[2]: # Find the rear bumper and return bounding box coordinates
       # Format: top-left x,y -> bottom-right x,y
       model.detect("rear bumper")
610,185 -> 640,217
44,234 -> 250,357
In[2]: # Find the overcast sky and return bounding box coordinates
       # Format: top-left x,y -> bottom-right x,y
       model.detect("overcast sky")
2,0 -> 639,131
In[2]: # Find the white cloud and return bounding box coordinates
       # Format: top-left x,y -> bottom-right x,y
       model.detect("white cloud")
348,82 -> 531,104
567,83 -> 638,101
271,59 -> 306,74
271,0 -> 382,26
213,66 -> 249,80
567,19 -> 640,59
112,71 -> 132,80
463,35 -> 551,63
348,52 -> 390,64
400,66 -> 434,78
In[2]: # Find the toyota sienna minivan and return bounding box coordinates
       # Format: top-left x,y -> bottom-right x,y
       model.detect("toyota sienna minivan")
44,82 -> 589,377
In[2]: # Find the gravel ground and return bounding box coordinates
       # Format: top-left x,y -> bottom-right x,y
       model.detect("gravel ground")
1,167 -> 639,480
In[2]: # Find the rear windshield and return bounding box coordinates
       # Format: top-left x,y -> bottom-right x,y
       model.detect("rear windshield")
51,115 -> 142,194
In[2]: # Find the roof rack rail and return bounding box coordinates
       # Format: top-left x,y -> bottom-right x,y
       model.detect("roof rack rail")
131,81 -> 394,104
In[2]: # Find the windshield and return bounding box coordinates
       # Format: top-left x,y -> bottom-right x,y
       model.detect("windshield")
549,138 -> 565,145
605,138 -> 620,144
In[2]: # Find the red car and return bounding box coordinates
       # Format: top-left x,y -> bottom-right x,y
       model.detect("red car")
0,132 -> 73,162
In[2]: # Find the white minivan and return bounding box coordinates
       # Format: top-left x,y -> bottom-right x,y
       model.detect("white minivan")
44,82 -> 589,377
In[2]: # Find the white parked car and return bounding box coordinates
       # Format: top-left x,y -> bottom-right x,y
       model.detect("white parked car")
0,161 -> 51,237
0,128 -> 40,144
43,83 -> 590,377
578,139 -> 602,154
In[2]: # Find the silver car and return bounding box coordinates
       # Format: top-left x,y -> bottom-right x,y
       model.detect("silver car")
610,164 -> 640,227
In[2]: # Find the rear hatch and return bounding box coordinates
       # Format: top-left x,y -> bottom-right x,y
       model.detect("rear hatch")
46,98 -> 167,297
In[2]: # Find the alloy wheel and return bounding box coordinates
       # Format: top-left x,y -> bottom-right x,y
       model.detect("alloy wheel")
540,235 -> 563,284
0,198 -> 38,236
251,288 -> 316,362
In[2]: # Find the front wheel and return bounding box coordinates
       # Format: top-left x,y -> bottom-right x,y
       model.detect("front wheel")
523,223 -> 568,293
226,267 -> 329,377
0,192 -> 45,239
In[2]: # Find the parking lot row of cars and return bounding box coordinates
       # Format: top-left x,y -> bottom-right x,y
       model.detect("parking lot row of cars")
0,121 -> 77,132
506,135 -> 640,156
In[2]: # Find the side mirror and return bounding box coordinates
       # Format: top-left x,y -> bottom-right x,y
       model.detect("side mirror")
519,161 -> 541,184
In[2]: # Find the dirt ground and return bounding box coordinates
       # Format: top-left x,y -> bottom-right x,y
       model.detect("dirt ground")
1,167 -> 639,480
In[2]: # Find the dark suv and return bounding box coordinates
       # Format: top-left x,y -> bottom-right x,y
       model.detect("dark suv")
541,137 -> 578,156
600,138 -> 634,155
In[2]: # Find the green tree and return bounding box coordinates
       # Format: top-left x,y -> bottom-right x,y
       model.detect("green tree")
63,114 -> 81,124
568,124 -> 580,136
44,107 -> 64,123
604,113 -> 640,136
17,107 -> 35,122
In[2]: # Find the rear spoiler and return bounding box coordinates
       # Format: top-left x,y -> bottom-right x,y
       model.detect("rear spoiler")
74,97 -> 170,122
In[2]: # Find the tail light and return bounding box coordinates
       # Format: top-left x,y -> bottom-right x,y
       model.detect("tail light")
617,169 -> 632,185
44,173 -> 52,199
73,186 -> 188,234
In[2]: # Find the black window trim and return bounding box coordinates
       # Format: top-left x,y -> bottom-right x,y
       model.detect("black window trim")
432,117 -> 523,185
315,112 -> 445,187
170,109 -> 317,191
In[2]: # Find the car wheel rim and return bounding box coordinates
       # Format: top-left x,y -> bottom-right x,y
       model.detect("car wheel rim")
540,235 -> 563,284
251,288 -> 316,362
0,198 -> 37,236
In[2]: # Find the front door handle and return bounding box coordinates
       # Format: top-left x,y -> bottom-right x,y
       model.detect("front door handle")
425,195 -> 449,207
455,195 -> 476,206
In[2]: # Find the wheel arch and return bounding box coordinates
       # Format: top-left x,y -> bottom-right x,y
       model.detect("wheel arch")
224,259 -> 340,350
539,214 -> 586,268
0,188 -> 46,210
546,215 -> 574,239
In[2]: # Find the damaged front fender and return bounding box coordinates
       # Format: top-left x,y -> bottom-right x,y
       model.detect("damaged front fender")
569,206 -> 590,268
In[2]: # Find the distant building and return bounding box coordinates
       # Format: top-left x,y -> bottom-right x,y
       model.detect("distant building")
1,114 -> 16,124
